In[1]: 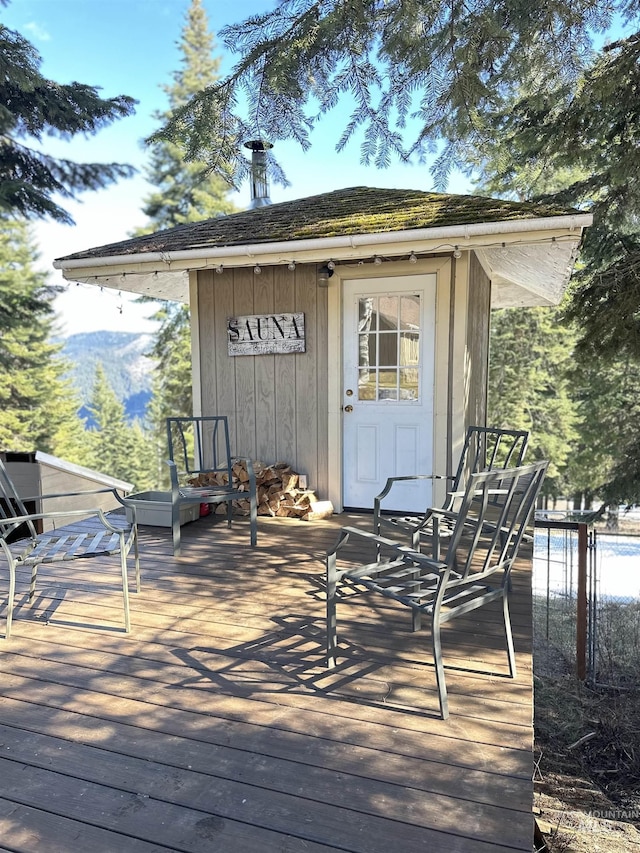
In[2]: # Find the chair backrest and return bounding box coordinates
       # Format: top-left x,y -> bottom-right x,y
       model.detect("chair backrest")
166,416 -> 234,481
442,460 -> 547,586
0,457 -> 38,543
448,426 -> 529,507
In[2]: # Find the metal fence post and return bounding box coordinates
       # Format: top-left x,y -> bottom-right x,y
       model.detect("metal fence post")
576,522 -> 588,680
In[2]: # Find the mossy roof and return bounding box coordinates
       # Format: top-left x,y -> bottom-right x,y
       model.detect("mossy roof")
58,186 -> 579,262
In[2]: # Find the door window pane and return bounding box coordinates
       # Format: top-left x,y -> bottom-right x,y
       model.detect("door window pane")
358,368 -> 377,400
400,332 -> 419,366
358,333 -> 377,367
358,297 -> 376,331
356,292 -> 421,402
378,296 -> 399,331
399,368 -> 419,400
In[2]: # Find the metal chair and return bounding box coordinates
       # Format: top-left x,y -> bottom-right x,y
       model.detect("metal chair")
0,457 -> 140,638
327,460 -> 547,719
166,416 -> 258,556
373,425 -> 529,552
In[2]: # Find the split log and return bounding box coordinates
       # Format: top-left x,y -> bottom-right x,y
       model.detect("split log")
187,460 -> 332,521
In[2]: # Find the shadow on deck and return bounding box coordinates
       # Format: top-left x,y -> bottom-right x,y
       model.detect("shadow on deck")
0,511 -> 535,852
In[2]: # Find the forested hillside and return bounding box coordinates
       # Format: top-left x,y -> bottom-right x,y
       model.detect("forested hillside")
59,331 -> 156,424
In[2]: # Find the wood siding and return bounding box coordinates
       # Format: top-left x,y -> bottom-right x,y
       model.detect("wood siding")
465,253 -> 491,429
195,265 -> 329,497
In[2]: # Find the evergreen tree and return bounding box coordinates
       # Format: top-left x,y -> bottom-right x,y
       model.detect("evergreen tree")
0,14 -> 135,223
0,214 -> 88,458
488,306 -> 577,498
139,0 -> 238,485
470,54 -> 640,506
149,2 -> 639,365
148,0 -> 615,188
137,0 -> 237,231
86,365 -> 154,490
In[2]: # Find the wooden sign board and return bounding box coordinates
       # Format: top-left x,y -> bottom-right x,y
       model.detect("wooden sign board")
227,313 -> 306,356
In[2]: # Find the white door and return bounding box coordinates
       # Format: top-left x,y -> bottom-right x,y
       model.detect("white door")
342,275 -> 436,511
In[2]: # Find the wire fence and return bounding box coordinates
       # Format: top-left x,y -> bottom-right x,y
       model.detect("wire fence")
533,512 -> 640,687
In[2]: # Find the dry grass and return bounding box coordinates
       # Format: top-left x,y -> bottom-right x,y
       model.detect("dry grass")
533,664 -> 640,851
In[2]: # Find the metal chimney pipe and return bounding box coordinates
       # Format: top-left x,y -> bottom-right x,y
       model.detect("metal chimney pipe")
244,140 -> 273,208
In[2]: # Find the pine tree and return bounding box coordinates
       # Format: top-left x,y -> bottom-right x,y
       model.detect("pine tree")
0,19 -> 135,223
0,214 -> 89,458
86,365 -> 154,490
137,0 -> 237,231
139,0 -> 238,486
470,55 -> 640,506
148,1 -> 616,188
149,1 -> 639,366
488,306 -> 577,499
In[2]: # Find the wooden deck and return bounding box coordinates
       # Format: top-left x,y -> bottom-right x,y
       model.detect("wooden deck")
0,512 -> 535,852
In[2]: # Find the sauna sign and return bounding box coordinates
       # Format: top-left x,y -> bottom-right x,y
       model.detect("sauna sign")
227,312 -> 306,356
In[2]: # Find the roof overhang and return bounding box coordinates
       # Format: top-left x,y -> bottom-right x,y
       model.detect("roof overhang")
54,213 -> 592,308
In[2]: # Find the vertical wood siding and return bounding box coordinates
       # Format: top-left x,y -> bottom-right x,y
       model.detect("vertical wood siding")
195,265 -> 329,494
465,253 -> 491,428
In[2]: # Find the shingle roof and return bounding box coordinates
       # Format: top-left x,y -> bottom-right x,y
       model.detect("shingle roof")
57,186 -> 580,262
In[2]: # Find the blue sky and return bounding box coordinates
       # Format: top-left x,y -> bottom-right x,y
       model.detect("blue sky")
4,0 -> 464,334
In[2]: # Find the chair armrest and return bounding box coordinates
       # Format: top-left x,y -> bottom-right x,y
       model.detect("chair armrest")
373,474 -> 452,532
2,507 -> 132,530
19,486 -> 127,502
333,525 -> 446,571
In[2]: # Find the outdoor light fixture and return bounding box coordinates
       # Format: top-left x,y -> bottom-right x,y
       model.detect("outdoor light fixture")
254,264 -> 262,275
288,260 -> 296,271
327,260 -> 336,271
215,264 -> 224,274
409,251 -> 417,264
453,246 -> 462,259
317,264 -> 334,286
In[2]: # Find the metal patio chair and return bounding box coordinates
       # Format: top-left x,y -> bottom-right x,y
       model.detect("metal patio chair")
373,425 -> 529,552
327,460 -> 547,719
167,416 -> 258,556
0,457 -> 140,638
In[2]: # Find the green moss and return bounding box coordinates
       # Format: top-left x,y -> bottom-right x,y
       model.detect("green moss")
60,186 -> 579,261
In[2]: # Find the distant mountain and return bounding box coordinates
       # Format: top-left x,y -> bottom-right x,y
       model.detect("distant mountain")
58,330 -> 156,424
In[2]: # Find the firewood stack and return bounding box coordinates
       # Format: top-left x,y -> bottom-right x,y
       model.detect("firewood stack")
187,460 -> 334,521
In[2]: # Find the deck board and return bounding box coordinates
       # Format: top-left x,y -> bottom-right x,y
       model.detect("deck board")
0,513 -> 535,851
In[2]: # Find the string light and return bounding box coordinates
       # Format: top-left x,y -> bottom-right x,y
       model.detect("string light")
69,235 -> 580,287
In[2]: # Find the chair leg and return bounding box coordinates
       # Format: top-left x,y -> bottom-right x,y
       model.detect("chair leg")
249,488 -> 258,547
431,609 -> 449,719
172,503 -> 181,557
120,545 -> 131,634
326,551 -> 339,668
5,561 -> 15,639
133,528 -> 141,593
29,565 -> 38,601
412,609 -> 422,632
502,592 -> 517,678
